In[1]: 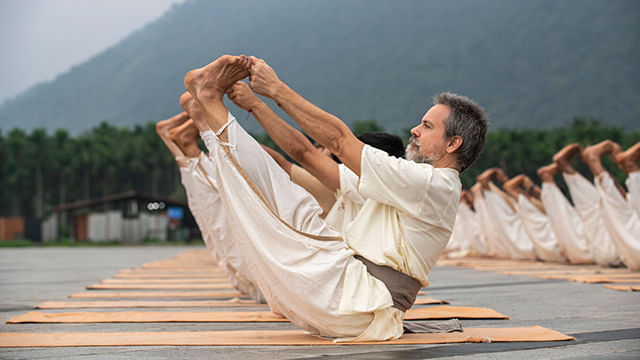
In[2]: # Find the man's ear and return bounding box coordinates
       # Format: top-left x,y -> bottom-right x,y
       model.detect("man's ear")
446,135 -> 463,154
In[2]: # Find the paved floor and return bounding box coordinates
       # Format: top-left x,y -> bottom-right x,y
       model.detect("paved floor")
0,246 -> 639,359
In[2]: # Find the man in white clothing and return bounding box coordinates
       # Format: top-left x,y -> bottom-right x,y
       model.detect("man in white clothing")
179,55 -> 488,341
615,142 -> 640,217
553,143 -> 619,266
537,163 -> 594,264
582,140 -> 640,270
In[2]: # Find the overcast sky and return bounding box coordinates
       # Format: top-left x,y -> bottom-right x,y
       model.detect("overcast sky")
0,0 -> 184,104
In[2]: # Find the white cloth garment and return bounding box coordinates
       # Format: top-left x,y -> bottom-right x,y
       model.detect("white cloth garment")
446,202 -> 482,257
473,190 -> 509,258
180,154 -> 263,302
199,112 -> 460,341
563,172 -> 618,266
540,182 -> 593,264
595,172 -> 640,270
324,164 -> 365,234
481,186 -> 535,260
626,172 -> 640,217
515,194 -> 566,263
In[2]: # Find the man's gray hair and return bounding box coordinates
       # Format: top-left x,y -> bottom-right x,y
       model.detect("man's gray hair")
434,92 -> 488,172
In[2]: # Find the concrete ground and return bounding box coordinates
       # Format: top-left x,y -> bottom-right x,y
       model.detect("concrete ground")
0,246 -> 638,359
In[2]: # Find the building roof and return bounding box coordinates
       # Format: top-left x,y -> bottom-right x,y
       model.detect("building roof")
53,191 -> 187,212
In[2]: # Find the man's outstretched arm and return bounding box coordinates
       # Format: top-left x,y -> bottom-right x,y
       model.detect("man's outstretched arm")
248,57 -> 365,176
228,82 -> 340,190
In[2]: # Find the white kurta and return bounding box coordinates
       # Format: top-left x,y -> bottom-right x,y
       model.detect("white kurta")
539,182 -> 593,264
626,172 -> 640,217
198,113 -> 460,341
324,165 -> 365,234
446,202 -> 483,256
595,172 -> 640,270
481,187 -> 535,260
180,154 -> 263,302
563,173 -> 619,266
473,191 -> 509,258
515,194 -> 566,263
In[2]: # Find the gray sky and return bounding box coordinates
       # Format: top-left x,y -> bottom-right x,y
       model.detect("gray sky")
0,0 -> 184,104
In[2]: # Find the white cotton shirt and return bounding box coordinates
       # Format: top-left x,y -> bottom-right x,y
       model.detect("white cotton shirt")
563,172 -> 618,266
324,164 -> 366,234
343,145 -> 462,287
516,194 -> 566,263
626,172 -> 640,217
595,172 -> 640,270
539,182 -> 593,264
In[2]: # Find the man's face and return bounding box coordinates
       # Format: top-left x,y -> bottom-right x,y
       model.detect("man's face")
406,104 -> 451,164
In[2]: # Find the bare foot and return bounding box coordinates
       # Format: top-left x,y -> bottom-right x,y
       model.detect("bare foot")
581,140 -> 616,163
615,142 -> 640,173
170,119 -> 201,158
553,143 -> 582,174
156,112 -> 189,160
179,92 -> 209,132
537,163 -> 558,183
184,55 -> 251,102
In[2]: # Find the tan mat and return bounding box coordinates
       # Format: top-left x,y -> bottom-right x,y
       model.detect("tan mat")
569,275 -> 640,284
86,283 -> 234,290
118,269 -> 224,274
41,297 -> 445,309
0,327 -> 574,347
68,291 -> 247,299
35,299 -> 263,309
603,284 -> 640,292
16,306 -> 507,322
67,291 -> 434,301
100,278 -> 232,284
114,273 -> 228,279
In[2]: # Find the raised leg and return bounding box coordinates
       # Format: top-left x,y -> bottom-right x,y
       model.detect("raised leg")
553,143 -> 582,175
537,163 -> 559,183
156,112 -> 190,165
170,119 -> 201,158
615,142 -> 640,174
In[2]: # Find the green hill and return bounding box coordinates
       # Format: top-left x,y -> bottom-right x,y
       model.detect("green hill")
1,0 -> 638,135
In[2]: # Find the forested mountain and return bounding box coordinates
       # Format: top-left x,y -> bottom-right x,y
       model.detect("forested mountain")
1,0 -> 638,134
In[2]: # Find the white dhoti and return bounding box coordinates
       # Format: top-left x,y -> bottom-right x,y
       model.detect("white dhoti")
481,188 -> 535,260
540,182 -> 593,264
626,172 -> 640,217
563,173 -> 619,266
473,192 -> 508,258
199,113 -> 401,341
595,172 -> 640,270
515,194 -> 566,263
179,155 -> 263,302
446,202 -> 483,256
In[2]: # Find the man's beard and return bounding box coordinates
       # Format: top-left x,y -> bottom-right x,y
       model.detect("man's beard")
406,136 -> 441,164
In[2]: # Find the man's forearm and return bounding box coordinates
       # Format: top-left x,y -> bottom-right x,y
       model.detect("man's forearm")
271,82 -> 361,167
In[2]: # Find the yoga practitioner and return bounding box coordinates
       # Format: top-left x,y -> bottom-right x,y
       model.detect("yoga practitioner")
615,142 -> 640,217
537,163 -> 594,264
582,140 -> 640,270
445,190 -> 481,257
503,174 -> 566,263
553,143 -> 619,266
179,54 -> 487,341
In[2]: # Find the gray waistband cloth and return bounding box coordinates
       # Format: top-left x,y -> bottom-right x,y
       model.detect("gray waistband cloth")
354,255 -> 422,312
403,319 -> 463,333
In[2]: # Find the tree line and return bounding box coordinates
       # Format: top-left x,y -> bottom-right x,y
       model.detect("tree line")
0,118 -> 638,218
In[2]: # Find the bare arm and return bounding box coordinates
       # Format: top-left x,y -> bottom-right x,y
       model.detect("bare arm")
228,82 -> 340,190
248,58 -> 365,176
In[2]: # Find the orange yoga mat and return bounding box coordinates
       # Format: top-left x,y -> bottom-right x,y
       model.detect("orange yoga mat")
603,284 -> 640,292
35,299 -> 263,309
68,291 -> 247,299
0,327 -> 574,347
36,297 -> 447,309
16,306 -> 507,322
114,273 -> 228,279
100,278 -> 232,284
569,275 -> 640,284
86,283 -> 234,290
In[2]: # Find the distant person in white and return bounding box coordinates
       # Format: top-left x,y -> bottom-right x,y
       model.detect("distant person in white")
178,54 -> 488,341
445,190 -> 482,257
615,142 -> 640,217
537,163 -> 594,264
503,174 -> 566,263
155,112 -> 264,303
582,140 -> 640,270
553,143 -> 619,266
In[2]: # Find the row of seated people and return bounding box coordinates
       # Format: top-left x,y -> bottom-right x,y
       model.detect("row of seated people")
446,140 -> 640,271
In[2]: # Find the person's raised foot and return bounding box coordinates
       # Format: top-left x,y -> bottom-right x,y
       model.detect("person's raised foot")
537,163 -> 558,183
553,143 -> 582,164
184,55 -> 251,102
156,112 -> 189,141
615,142 -> 640,173
581,140 -> 614,163
179,92 -> 209,132
170,119 -> 201,158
